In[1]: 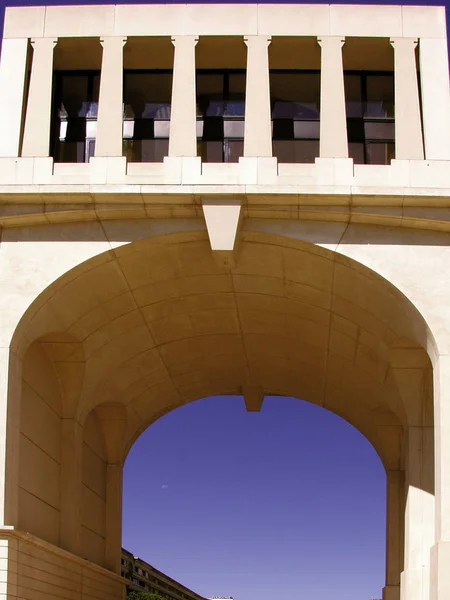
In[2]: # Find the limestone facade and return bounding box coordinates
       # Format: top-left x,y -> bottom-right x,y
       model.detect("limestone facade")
0,4 -> 449,600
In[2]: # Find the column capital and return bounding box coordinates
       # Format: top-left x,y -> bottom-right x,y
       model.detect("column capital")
244,35 -> 271,48
390,36 -> 418,48
317,36 -> 345,48
100,36 -> 127,48
171,35 -> 199,47
30,37 -> 58,48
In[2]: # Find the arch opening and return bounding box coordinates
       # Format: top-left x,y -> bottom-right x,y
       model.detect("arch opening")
123,394 -> 388,600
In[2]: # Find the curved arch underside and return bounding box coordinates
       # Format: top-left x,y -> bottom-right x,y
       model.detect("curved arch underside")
15,231 -> 432,470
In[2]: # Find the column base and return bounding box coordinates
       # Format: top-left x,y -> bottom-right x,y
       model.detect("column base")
401,567 -> 430,600
383,584 -> 400,600
430,541 -> 450,600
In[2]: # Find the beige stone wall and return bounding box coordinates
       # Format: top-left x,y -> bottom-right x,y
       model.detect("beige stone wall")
18,341 -> 62,546
0,529 -> 124,600
81,412 -> 107,567
0,218 -> 446,600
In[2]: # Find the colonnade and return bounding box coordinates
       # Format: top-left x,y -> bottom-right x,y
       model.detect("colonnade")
0,33 -> 440,162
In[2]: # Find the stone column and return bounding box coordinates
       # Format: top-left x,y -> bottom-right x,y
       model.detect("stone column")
419,38 -> 450,160
0,39 -> 29,157
22,37 -> 57,158
317,37 -> 348,159
243,36 -> 272,157
168,36 -> 198,157
390,38 -> 424,160
384,470 -> 403,600
401,427 -> 434,600
59,419 -> 83,556
105,463 -> 123,573
95,37 -> 127,158
430,355 -> 450,600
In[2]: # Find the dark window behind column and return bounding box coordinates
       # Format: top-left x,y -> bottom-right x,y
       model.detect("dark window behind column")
345,72 -> 395,165
51,71 -> 100,163
123,71 -> 172,163
270,70 -> 320,164
196,70 -> 245,163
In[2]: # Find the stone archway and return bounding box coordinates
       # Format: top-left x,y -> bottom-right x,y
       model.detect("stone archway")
5,231 -> 435,600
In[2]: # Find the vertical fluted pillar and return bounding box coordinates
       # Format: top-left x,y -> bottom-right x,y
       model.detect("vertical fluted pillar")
168,36 -> 198,157
0,39 -> 29,157
317,37 -> 348,158
243,36 -> 272,157
22,37 -> 57,158
390,38 -> 424,160
95,37 -> 127,158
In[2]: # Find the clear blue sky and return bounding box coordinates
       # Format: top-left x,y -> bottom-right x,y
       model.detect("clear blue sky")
123,396 -> 386,600
1,1 -> 447,599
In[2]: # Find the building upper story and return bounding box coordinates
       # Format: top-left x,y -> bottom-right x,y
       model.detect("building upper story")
0,2 -> 449,230
121,548 -> 207,600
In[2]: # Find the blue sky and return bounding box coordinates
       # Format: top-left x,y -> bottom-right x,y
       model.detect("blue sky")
123,396 -> 386,600
1,1 -> 447,599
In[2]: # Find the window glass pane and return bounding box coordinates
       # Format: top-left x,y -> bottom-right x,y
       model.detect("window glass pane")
59,75 -> 89,118
229,73 -> 246,94
124,73 -> 172,119
271,72 -> 320,119
226,140 -> 244,163
224,100 -> 245,117
273,139 -> 318,163
154,120 -> 170,138
199,140 -> 223,163
365,74 -> 394,119
344,74 -> 362,118
224,120 -> 244,139
349,142 -> 365,164
367,141 -> 395,165
86,120 -> 97,139
142,139 -> 168,162
364,121 -> 395,140
293,120 -> 319,139
197,73 -> 223,96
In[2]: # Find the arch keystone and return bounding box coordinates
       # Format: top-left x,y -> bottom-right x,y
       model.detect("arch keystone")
202,197 -> 242,268
243,384 -> 265,412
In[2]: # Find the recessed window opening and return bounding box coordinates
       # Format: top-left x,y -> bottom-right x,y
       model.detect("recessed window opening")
123,37 -> 174,163
52,70 -> 100,163
123,70 -> 173,163
51,38 -> 102,163
269,37 -> 321,164
343,38 -> 395,165
195,37 -> 247,164
196,70 -> 246,163
270,70 -> 320,164
345,71 -> 395,165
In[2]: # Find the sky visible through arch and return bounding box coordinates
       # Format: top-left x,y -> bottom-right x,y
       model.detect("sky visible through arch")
123,396 -> 386,600
0,0 -> 445,599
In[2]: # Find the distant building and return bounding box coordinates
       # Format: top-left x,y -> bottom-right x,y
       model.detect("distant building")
121,548 -> 207,600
